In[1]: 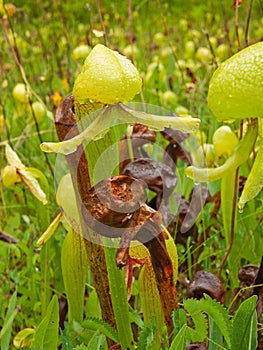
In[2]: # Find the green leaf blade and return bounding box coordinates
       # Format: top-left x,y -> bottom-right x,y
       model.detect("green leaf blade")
169,324 -> 187,350
231,295 -> 258,350
104,246 -> 135,349
31,295 -> 59,350
61,230 -> 88,323
0,290 -> 17,350
138,263 -> 164,349
60,323 -> 73,350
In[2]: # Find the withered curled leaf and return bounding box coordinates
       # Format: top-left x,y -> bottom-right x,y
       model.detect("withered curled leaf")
83,175 -> 147,234
81,174 -> 165,267
122,158 -> 177,225
238,265 -> 259,287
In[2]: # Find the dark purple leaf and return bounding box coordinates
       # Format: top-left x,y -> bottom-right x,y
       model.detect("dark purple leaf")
119,124 -> 156,171
186,343 -> 207,350
161,128 -> 189,144
122,158 -> 178,226
188,270 -> 225,302
161,128 -> 192,167
122,158 -> 177,195
238,264 -> 259,287
163,142 -> 192,169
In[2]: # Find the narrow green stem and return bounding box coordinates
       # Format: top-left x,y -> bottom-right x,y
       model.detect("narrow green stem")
186,119 -> 258,182
218,168 -> 239,279
40,242 -> 51,316
36,198 -> 51,316
245,0 -> 254,46
218,121 -> 243,281
239,138 -> 263,211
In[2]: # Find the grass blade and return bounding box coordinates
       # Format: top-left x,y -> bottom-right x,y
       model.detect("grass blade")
231,295 -> 258,350
61,229 -> 88,323
0,290 -> 17,350
31,295 -> 59,350
104,245 -> 135,349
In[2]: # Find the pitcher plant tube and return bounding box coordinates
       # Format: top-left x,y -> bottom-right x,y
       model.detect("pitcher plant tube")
39,44 -> 200,343
185,41 -> 263,280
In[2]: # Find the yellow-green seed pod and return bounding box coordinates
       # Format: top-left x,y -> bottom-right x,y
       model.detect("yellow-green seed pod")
212,125 -> 238,157
73,44 -> 142,105
73,44 -> 91,60
12,83 -> 32,104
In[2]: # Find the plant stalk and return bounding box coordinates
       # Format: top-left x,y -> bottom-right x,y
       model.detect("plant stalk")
218,121 -> 244,279
74,99 -> 135,349
245,0 -> 254,47
217,167 -> 239,279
